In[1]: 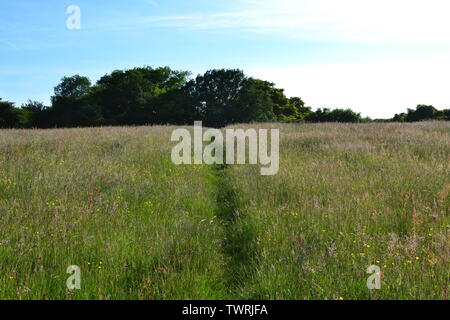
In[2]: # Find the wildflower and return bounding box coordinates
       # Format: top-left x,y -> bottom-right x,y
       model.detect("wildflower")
46,199 -> 61,207
144,200 -> 153,207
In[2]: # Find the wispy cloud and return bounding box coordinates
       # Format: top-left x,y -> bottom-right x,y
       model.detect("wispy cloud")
101,0 -> 450,44
0,39 -> 20,51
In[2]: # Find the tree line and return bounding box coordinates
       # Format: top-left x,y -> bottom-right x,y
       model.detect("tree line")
1,67 -> 449,129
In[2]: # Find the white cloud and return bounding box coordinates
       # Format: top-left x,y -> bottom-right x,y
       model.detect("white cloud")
236,0 -> 450,44
248,58 -> 450,118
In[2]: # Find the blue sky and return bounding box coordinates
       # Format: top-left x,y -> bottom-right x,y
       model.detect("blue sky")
1,0 -> 450,118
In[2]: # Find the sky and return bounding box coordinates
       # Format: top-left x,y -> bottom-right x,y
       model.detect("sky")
1,0 -> 450,118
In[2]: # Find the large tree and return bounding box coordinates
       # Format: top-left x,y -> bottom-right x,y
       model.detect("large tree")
405,105 -> 437,122
51,75 -> 102,127
234,78 -> 276,123
183,69 -> 247,127
183,69 -> 298,126
94,67 -> 190,125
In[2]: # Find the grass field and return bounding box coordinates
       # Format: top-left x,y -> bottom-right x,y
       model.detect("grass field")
0,122 -> 448,299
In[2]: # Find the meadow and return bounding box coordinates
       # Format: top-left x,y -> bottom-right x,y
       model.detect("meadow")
0,122 -> 448,299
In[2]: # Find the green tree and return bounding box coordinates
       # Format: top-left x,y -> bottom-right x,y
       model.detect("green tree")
155,89 -> 199,125
234,78 -> 276,123
270,88 -> 299,121
289,97 -> 312,121
94,67 -> 190,125
51,75 -> 102,127
405,105 -> 437,122
21,100 -> 52,128
0,98 -> 21,128
393,113 -> 406,122
326,108 -> 362,122
435,108 -> 450,120
183,69 -> 297,126
183,69 -> 247,127
305,108 -> 362,122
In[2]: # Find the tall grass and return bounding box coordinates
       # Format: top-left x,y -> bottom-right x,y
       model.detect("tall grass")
0,127 -> 226,299
225,122 -> 449,299
0,122 -> 448,299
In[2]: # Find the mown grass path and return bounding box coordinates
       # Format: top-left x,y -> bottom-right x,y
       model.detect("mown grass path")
211,163 -> 259,297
